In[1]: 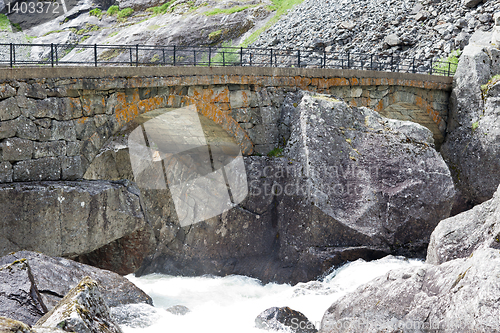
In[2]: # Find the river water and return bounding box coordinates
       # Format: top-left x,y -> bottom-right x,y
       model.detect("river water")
114,256 -> 423,333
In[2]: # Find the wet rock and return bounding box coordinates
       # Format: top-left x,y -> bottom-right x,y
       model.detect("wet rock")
0,251 -> 152,310
255,307 -> 317,333
0,260 -> 47,326
34,277 -> 122,333
110,304 -> 159,329
166,305 -> 190,316
320,247 -> 500,333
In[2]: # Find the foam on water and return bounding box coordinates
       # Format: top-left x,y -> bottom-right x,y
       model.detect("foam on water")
118,256 -> 423,333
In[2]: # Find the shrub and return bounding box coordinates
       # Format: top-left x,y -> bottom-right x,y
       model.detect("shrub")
117,7 -> 134,19
89,8 -> 102,18
106,5 -> 119,15
148,1 -> 174,15
432,50 -> 461,76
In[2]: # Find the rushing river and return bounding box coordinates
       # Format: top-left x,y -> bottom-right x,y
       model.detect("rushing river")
113,256 -> 423,333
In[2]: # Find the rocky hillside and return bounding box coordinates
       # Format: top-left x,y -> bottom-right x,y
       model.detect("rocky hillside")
251,0 -> 499,62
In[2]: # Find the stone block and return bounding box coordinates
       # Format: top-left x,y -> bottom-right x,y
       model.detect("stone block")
230,90 -> 252,109
230,108 -> 252,123
0,162 -> 12,182
66,141 -> 82,156
260,105 -> 280,124
0,97 -> 21,121
0,84 -> 16,100
2,138 -> 34,161
33,141 -> 67,159
51,120 -> 77,141
247,124 -> 279,145
76,117 -> 97,141
15,116 -> 39,140
61,155 -> 85,180
38,128 -> 51,141
0,119 -> 17,140
13,157 -> 61,181
26,83 -> 47,100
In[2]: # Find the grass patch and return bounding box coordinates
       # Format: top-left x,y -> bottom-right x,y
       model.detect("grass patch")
432,49 -> 461,76
209,29 -> 222,41
267,147 -> 283,157
43,29 -> 63,37
107,5 -> 119,15
89,8 -> 102,18
204,4 -> 256,16
0,14 -> 11,32
117,8 -> 134,19
80,35 -> 90,42
241,0 -> 305,47
148,1 -> 175,15
108,31 -> 119,38
12,22 -> 22,32
99,48 -> 126,61
208,41 -> 241,65
76,23 -> 100,35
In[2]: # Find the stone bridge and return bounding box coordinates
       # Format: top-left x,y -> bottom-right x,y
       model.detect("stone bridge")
0,66 -> 452,183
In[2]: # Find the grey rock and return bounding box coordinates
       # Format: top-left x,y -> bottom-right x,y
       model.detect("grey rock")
0,316 -> 35,333
0,97 -> 21,121
51,120 -> 77,141
34,277 -> 122,333
441,31 -> 500,204
320,248 -> 500,333
0,181 -> 146,260
166,305 -> 190,316
25,83 -> 47,100
61,155 -> 85,180
462,0 -> 483,8
0,84 -> 17,101
384,33 -> 401,46
1,137 -> 34,161
0,251 -> 153,310
255,307 -> 317,333
110,303 -> 159,329
0,260 -> 47,326
15,116 -> 40,141
0,162 -> 12,182
33,141 -> 67,159
415,10 -> 430,21
0,119 -> 18,140
13,157 -> 61,181
427,184 -> 500,265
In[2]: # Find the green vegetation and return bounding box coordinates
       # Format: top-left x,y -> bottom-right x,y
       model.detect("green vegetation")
107,5 -> 119,16
151,54 -> 160,62
241,0 -> 305,47
117,8 -> 134,19
208,29 -> 222,41
267,147 -> 284,157
80,35 -> 90,42
108,31 -> 119,38
148,1 -> 175,15
481,74 -> 500,93
12,22 -> 22,32
472,121 -> 479,131
204,4 -> 256,16
76,24 -> 100,35
209,41 -> 240,65
43,29 -> 63,37
0,14 -> 11,32
432,49 -> 461,76
89,8 -> 103,18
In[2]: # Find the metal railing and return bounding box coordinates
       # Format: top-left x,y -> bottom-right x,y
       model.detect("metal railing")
0,42 -> 458,76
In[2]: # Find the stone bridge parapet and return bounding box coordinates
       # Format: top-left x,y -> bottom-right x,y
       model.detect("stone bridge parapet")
0,66 -> 452,183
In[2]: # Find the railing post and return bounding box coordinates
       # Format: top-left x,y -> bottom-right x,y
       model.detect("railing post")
193,49 -> 196,66
208,46 -> 211,66
390,55 -> 393,72
270,49 -> 273,67
323,50 -> 326,68
129,47 -> 133,66
173,46 -> 176,66
298,50 -> 300,68
250,52 -> 252,66
9,43 -> 13,68
412,58 -> 416,73
430,59 -> 433,75
135,44 -> 139,67
162,48 -> 165,66
370,54 -> 373,70
223,52 -> 225,66
55,44 -> 58,66
448,62 -> 451,76
240,47 -> 243,66
94,44 -> 97,67
50,43 -> 54,67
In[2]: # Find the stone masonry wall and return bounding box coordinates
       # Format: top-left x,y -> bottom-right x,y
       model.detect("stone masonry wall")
0,67 -> 452,183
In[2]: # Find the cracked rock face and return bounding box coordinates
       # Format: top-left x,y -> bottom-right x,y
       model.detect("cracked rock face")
34,277 -> 122,333
320,247 -> 500,333
0,180 -> 148,259
440,30 -> 500,205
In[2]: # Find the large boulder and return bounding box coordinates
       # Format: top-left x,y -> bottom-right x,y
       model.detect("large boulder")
320,247 -> 500,333
34,277 -> 122,333
274,93 -> 455,281
0,317 -> 35,333
427,184 -> 500,265
440,30 -> 500,204
0,251 -> 152,310
0,260 -> 47,326
0,180 -> 153,271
